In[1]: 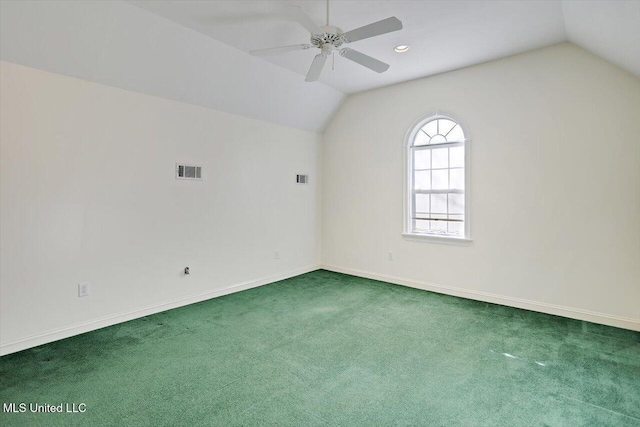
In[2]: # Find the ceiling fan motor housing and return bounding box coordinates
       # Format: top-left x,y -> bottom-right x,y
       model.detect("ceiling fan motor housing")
248,5 -> 402,82
311,26 -> 345,51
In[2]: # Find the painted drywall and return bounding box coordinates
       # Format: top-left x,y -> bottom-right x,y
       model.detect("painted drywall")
321,43 -> 640,329
0,61 -> 321,354
130,0 -> 567,94
0,0 -> 345,133
562,0 -> 640,77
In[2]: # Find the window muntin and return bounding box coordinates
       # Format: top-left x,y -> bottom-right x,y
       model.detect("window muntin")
408,115 -> 468,238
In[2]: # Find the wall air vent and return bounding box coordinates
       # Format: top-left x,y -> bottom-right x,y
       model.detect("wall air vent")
176,163 -> 202,180
296,174 -> 309,184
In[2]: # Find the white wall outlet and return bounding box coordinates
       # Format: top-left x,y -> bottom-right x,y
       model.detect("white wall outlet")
275,251 -> 280,260
78,283 -> 90,297
388,252 -> 394,261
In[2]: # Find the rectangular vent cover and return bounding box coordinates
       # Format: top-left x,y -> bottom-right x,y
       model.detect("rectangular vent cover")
176,163 -> 202,180
296,174 -> 309,184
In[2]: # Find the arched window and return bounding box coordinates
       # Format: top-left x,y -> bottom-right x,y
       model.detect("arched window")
404,113 -> 470,242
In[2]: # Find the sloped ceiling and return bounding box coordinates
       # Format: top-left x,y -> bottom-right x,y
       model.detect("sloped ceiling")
129,0 -> 568,94
0,0 -> 345,133
562,0 -> 640,77
1,1 -> 638,134
130,0 -> 640,92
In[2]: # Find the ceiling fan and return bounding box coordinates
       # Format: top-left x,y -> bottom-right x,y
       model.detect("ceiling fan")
249,0 -> 403,82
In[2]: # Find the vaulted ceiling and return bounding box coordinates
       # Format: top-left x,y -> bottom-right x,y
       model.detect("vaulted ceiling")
130,0 -> 568,94
1,1 -> 638,133
130,0 -> 640,93
562,1 -> 640,77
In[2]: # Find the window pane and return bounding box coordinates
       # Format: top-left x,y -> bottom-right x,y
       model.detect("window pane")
450,146 -> 464,168
414,171 -> 431,190
431,220 -> 447,233
409,116 -> 468,238
422,120 -> 438,137
414,150 -> 430,169
414,219 -> 430,231
448,193 -> 465,214
415,194 -> 429,213
450,168 -> 464,190
448,125 -> 465,142
430,134 -> 447,144
439,119 -> 456,136
431,194 -> 447,213
432,148 -> 448,169
448,221 -> 464,235
432,170 -> 448,190
414,130 -> 429,146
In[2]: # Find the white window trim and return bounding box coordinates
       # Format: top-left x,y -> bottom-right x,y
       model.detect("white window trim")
402,111 -> 472,244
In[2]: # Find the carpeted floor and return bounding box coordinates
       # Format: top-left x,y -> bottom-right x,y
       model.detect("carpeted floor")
1,270 -> 639,426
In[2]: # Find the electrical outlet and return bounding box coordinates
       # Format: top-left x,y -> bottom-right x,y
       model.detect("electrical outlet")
78,283 -> 90,297
388,252 -> 394,261
275,251 -> 280,260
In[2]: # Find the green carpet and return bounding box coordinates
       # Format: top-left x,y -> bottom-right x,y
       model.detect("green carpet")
1,270 -> 639,426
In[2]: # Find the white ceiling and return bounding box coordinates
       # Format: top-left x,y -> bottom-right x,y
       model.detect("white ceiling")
562,0 -> 640,77
130,0 -> 571,94
1,1 -> 638,134
0,0 -> 344,133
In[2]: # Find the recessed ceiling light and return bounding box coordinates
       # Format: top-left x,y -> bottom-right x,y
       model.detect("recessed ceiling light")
394,45 -> 410,53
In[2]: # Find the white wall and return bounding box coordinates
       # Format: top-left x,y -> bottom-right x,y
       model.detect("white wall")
0,61 -> 321,354
2,41 -> 639,358
321,43 -> 640,330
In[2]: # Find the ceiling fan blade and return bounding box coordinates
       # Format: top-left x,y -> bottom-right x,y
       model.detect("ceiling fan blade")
284,5 -> 323,35
340,48 -> 390,73
343,17 -> 403,43
250,44 -> 312,56
305,54 -> 328,82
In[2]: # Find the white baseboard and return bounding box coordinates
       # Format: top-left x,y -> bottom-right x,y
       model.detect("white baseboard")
0,265 -> 320,356
321,264 -> 640,332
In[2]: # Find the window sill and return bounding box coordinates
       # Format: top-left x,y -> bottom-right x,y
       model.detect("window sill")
402,233 -> 473,246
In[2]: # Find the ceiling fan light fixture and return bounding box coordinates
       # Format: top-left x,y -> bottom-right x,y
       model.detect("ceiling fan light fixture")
249,1 -> 403,82
394,45 -> 410,53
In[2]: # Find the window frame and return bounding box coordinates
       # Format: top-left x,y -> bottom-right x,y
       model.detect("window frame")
403,111 -> 472,244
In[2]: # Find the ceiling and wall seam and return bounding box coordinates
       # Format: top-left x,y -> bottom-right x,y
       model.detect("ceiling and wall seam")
561,0 -> 640,78
1,1 -> 637,134
0,0 -> 346,134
